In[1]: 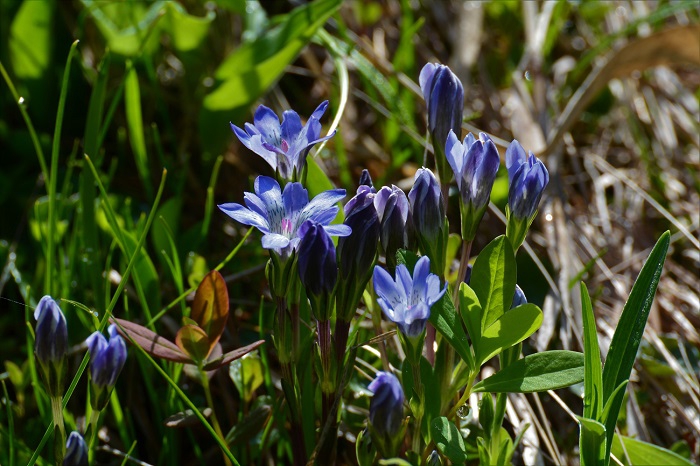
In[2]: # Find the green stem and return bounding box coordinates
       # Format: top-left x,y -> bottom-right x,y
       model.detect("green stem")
448,370 -> 477,421
88,408 -> 100,463
411,362 -> 424,454
200,367 -> 231,466
50,396 -> 65,466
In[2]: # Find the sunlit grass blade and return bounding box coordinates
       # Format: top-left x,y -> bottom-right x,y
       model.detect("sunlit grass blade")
124,60 -> 153,199
201,155 -> 224,242
581,282 -> 603,420
27,166 -> 167,466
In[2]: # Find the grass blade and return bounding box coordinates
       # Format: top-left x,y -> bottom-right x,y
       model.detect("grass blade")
581,282 -> 603,420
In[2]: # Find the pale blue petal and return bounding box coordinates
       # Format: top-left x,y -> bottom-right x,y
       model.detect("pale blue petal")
261,233 -> 290,249
231,123 -> 251,147
86,331 -> 107,356
376,297 -> 397,322
281,110 -> 303,144
247,134 -> 278,169
297,189 -> 345,226
323,224 -> 351,237
445,130 -> 464,182
244,122 -> 259,135
310,100 -> 329,120
395,264 -> 413,302
243,192 -> 269,220
424,275 -> 446,306
419,63 -> 437,102
411,256 -> 431,302
218,203 -> 269,232
506,140 -> 527,185
255,176 -> 284,230
282,182 -> 309,223
373,186 -> 393,220
253,105 -> 281,146
373,266 -> 406,309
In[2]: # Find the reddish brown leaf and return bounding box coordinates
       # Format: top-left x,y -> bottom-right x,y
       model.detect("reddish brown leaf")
112,318 -> 192,363
175,324 -> 211,364
202,340 -> 266,371
191,270 -> 229,356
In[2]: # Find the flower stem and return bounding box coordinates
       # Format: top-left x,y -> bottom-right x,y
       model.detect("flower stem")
200,368 -> 231,466
87,407 -> 100,462
453,240 -> 473,302
411,361 -> 424,453
50,396 -> 65,466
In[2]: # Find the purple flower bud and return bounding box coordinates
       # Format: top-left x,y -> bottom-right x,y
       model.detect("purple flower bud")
511,285 -> 527,309
408,168 -> 446,267
506,140 -> 549,220
368,372 -> 404,439
297,220 -> 337,297
373,256 -> 447,338
86,324 -> 127,389
445,130 -> 500,211
34,296 -> 68,365
374,185 -> 410,265
338,186 -> 380,282
420,63 -> 464,157
64,431 -> 88,466
359,169 -> 375,190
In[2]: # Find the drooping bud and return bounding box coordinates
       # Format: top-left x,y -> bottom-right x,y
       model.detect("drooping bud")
408,167 -> 447,275
445,130 -> 501,241
505,140 -> 549,251
63,431 -> 88,466
420,63 -> 465,183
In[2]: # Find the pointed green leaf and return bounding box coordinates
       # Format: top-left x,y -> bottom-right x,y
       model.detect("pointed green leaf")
581,282 -> 603,420
430,416 -> 467,464
612,434 -> 694,466
428,292 -> 474,370
476,304 -> 543,366
459,283 -> 482,348
471,235 -> 516,332
577,416 -> 606,466
473,351 -> 584,393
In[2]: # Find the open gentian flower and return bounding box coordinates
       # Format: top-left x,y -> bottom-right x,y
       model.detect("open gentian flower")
445,129 -> 500,241
218,176 -> 350,258
373,256 -> 446,338
231,102 -> 336,180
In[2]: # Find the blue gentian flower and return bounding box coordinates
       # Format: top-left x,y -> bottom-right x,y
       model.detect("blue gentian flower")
338,183 -> 380,282
64,431 -> 88,466
86,324 -> 127,389
373,185 -> 410,267
297,220 -> 337,298
373,256 -> 446,338
368,371 -> 404,439
512,285 -> 527,308
218,175 -> 350,258
506,140 -> 549,220
230,102 -> 336,180
34,296 -> 68,365
445,129 -> 500,241
419,63 -> 464,155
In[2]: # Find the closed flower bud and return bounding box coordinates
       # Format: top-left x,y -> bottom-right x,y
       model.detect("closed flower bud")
368,372 -> 404,440
408,168 -> 447,274
505,140 -> 549,250
359,169 -> 375,190
297,220 -> 338,298
374,185 -> 410,268
338,187 -> 380,283
420,63 -> 464,182
87,325 -> 127,389
511,285 -> 527,309
64,431 -> 88,466
427,450 -> 443,466
34,296 -> 68,365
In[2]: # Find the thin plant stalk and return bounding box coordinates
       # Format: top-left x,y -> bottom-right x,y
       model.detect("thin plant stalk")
50,396 -> 65,466
200,366 -> 232,466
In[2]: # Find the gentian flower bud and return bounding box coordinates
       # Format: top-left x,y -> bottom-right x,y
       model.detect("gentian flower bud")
502,285 -> 528,367
297,220 -> 337,299
427,450 -> 443,466
86,324 -> 127,410
408,167 -> 447,275
420,63 -> 464,183
359,169 -> 375,190
374,185 -> 410,269
34,296 -> 68,365
445,130 -> 500,241
63,431 -> 88,466
368,371 -> 404,455
511,285 -> 527,308
505,140 -> 549,251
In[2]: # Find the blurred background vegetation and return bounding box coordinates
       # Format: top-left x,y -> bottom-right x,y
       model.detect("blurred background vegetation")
0,0 -> 698,464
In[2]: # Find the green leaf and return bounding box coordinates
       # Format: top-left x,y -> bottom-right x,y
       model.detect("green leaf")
601,231 -> 670,453
191,270 -> 230,355
125,62 -> 152,199
428,291 -> 474,370
430,417 -> 467,464
581,282 -> 604,421
471,235 -> 516,332
602,380 -> 628,444
162,2 -> 215,52
229,352 -> 264,403
476,304 -> 543,366
473,351 -> 584,393
611,434 -> 694,466
175,324 -> 211,363
112,318 -> 191,363
204,0 -> 342,111
9,0 -> 53,79
577,417 -> 606,466
459,283 -> 482,348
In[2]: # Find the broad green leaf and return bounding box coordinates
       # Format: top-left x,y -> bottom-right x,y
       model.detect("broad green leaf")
578,417 -> 606,466
175,324 -> 211,363
611,434 -> 694,466
473,351 -> 584,393
459,283 -> 482,348
9,0 -> 53,79
204,0 -> 342,111
229,352 -> 264,402
476,304 -> 543,366
162,2 -> 215,52
581,282 -> 603,420
471,235 -> 516,332
125,62 -> 152,199
430,417 -> 467,464
151,197 -> 182,266
602,231 -> 670,454
191,270 -> 230,355
428,292 -> 474,370
306,157 -> 343,223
